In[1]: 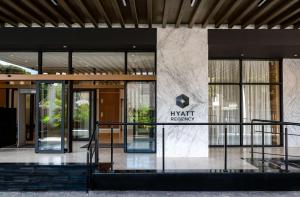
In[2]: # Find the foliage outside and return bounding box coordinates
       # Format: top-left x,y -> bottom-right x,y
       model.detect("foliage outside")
128,105 -> 155,129
0,64 -> 30,74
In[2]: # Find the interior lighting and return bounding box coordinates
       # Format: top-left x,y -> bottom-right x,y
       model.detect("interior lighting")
191,0 -> 196,7
258,0 -> 267,7
50,0 -> 58,6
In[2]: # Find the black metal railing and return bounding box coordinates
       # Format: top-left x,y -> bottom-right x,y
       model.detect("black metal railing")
86,121 -> 99,192
251,119 -> 300,172
86,120 -> 300,191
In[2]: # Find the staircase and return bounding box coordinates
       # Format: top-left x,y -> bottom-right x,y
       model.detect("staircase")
0,163 -> 86,191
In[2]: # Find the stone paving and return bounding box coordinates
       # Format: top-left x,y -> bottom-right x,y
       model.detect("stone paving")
0,191 -> 300,197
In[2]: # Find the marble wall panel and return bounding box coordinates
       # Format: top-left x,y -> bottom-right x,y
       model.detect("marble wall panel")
283,59 -> 300,147
156,28 -> 209,157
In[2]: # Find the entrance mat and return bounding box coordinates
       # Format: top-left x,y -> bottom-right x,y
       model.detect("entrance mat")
81,143 -> 124,148
98,162 -> 112,172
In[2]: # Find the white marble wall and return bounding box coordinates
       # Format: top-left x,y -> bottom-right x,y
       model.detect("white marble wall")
157,28 -> 208,157
283,59 -> 300,147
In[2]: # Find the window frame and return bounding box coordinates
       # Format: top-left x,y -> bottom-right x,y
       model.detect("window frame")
208,58 -> 283,147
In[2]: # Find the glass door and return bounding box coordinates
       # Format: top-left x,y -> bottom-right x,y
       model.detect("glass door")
73,90 -> 94,140
126,82 -> 156,152
36,81 -> 65,153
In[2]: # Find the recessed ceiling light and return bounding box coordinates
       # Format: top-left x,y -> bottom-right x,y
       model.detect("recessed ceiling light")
258,0 -> 267,7
63,45 -> 67,48
294,54 -> 298,57
50,0 -> 58,6
241,54 -> 244,57
122,0 -> 127,6
191,0 -> 196,7
132,45 -> 136,48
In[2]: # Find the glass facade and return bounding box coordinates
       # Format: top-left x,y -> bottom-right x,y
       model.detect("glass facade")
0,51 -> 156,153
72,52 -> 125,74
37,82 -> 65,152
126,82 -> 156,152
73,91 -> 91,140
209,60 -> 281,146
127,52 -> 155,75
42,52 -> 68,74
0,52 -> 38,74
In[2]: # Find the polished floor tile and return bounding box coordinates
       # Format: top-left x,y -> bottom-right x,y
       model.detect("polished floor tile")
0,142 -> 299,171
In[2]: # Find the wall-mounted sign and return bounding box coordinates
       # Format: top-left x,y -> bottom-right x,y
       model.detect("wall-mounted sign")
170,94 -> 195,121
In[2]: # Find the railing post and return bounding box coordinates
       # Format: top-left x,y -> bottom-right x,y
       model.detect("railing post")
110,126 -> 114,172
251,124 -> 254,161
86,151 -> 90,192
224,127 -> 228,172
262,125 -> 265,171
162,125 -> 165,172
285,126 -> 289,172
95,122 -> 99,165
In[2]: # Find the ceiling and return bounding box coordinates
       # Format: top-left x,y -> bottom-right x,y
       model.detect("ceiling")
0,0 -> 299,29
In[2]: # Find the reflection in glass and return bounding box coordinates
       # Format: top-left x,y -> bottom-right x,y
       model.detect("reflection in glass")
209,85 -> 240,145
126,82 -> 155,152
42,52 -> 68,74
208,60 -> 239,83
242,60 -> 279,83
38,82 -> 64,151
73,91 -> 90,140
127,52 -> 155,75
0,52 -> 38,74
72,52 -> 125,74
243,85 -> 280,145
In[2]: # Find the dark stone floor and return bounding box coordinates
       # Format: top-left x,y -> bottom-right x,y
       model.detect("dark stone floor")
0,191 -> 300,197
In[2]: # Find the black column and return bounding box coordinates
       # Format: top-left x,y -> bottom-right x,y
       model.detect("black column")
68,51 -> 73,152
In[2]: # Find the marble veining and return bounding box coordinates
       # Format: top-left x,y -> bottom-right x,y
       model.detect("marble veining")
283,59 -> 300,147
157,28 -> 208,157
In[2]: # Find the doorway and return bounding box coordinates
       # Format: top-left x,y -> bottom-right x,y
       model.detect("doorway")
98,88 -> 124,146
72,90 -> 95,141
18,89 -> 36,147
36,81 -> 66,153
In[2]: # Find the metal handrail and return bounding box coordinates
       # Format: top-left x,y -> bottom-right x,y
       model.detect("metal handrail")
95,122 -> 233,174
88,122 -> 300,126
86,121 -> 99,192
86,120 -> 300,191
251,119 -> 300,126
251,119 -> 300,172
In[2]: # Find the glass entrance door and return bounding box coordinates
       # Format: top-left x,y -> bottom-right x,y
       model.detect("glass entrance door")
36,81 -> 65,153
73,90 -> 94,140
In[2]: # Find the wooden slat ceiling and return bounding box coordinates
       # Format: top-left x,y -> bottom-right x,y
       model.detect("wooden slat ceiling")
0,0 -> 299,29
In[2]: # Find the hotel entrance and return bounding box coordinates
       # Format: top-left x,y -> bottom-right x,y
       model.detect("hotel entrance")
71,81 -> 156,153
18,89 -> 36,147
0,29 -> 157,164
36,81 -> 66,153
